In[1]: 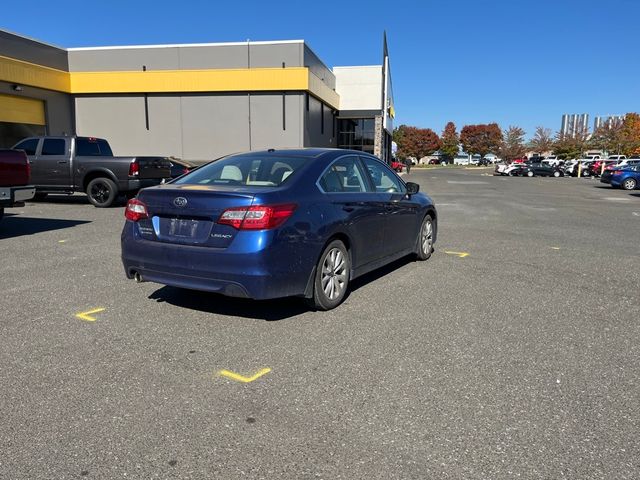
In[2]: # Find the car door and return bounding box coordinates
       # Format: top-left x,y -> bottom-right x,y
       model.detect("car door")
317,155 -> 385,268
360,156 -> 419,256
31,138 -> 71,187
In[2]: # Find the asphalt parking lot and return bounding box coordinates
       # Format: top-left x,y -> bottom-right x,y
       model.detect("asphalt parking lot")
1,168 -> 639,479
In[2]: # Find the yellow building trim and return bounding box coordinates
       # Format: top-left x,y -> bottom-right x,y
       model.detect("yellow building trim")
70,67 -> 309,94
0,55 -> 340,109
0,55 -> 70,92
0,94 -> 46,125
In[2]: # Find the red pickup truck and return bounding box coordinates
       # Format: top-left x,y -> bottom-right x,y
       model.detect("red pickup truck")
0,149 -> 35,222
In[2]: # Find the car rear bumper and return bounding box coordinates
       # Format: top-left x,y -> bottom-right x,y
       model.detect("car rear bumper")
0,185 -> 35,207
121,223 -> 314,300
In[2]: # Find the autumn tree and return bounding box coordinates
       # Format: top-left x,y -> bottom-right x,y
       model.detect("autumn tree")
621,112 -> 640,156
529,126 -> 554,154
396,126 -> 442,161
500,126 -> 527,162
553,124 -> 590,159
590,121 -> 624,154
440,122 -> 459,162
460,123 -> 503,158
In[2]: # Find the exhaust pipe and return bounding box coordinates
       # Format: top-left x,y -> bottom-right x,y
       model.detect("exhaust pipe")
133,271 -> 144,283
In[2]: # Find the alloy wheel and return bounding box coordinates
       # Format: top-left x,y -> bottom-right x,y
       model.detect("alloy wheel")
321,248 -> 347,300
421,218 -> 433,255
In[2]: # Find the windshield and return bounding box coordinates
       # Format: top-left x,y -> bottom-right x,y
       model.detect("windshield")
174,153 -> 309,187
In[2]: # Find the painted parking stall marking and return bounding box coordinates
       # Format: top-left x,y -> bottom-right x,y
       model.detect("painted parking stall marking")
444,250 -> 469,258
75,308 -> 105,322
218,368 -> 272,383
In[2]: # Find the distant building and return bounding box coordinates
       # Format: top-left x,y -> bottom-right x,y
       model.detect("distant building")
593,114 -> 625,131
560,113 -> 589,137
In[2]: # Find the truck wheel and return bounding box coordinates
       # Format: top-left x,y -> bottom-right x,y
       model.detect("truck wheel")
87,177 -> 118,207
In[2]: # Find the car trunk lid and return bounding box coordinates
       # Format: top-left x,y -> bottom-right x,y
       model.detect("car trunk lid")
136,185 -> 255,248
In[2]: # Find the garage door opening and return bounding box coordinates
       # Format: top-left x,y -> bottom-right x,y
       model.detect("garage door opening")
0,94 -> 46,147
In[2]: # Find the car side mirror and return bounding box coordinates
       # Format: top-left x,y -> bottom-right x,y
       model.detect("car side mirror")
406,182 -> 419,195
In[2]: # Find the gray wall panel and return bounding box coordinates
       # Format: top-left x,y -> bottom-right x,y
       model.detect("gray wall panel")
248,43 -> 302,68
304,94 -> 335,148
249,93 -> 302,151
74,95 -> 182,157
68,48 -> 180,72
304,46 -> 335,90
0,30 -> 68,70
0,81 -> 73,136
178,45 -> 249,69
180,94 -> 250,160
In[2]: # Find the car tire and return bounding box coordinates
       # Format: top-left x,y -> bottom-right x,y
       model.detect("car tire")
309,240 -> 350,311
527,171 -> 534,177
86,177 -> 118,208
416,214 -> 434,261
553,171 -> 560,177
622,178 -> 637,190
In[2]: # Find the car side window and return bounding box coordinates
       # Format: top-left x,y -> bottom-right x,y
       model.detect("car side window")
361,156 -> 405,193
14,138 -> 39,156
318,156 -> 367,193
41,139 -> 66,156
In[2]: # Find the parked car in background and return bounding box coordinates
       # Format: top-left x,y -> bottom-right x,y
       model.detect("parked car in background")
542,156 -> 562,167
494,162 -> 510,175
521,162 -> 565,177
121,149 -> 437,310
607,155 -> 626,163
563,160 -> 592,177
512,157 -> 527,164
12,136 -> 171,207
606,165 -> 640,190
168,158 -> 196,179
505,164 -> 527,176
390,159 -> 404,172
589,160 -> 617,177
453,154 -> 470,165
0,149 -> 35,222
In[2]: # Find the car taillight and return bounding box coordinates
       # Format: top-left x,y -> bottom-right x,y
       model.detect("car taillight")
125,198 -> 149,222
218,204 -> 297,230
613,170 -> 622,175
129,160 -> 140,177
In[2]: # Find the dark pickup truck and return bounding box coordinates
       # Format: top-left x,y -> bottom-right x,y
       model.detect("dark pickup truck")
0,149 -> 35,222
12,136 -> 171,207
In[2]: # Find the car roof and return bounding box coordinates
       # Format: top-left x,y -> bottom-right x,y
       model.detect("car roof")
234,148 -> 381,161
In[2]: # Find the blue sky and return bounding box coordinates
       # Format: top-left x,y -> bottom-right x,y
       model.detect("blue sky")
4,0 -> 639,138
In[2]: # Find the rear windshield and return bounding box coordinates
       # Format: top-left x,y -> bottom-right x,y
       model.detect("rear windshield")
76,138 -> 113,156
174,153 -> 309,187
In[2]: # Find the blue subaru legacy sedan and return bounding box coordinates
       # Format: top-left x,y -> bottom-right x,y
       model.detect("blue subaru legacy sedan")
121,149 -> 437,310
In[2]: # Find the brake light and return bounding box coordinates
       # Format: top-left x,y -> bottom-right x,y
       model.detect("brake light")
613,170 -> 622,175
218,204 -> 297,230
129,160 -> 140,177
125,199 -> 149,222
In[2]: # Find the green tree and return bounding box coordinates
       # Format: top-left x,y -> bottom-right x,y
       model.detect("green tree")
528,126 -> 554,154
500,126 -> 527,162
553,124 -> 590,159
460,123 -> 503,158
440,122 -> 459,162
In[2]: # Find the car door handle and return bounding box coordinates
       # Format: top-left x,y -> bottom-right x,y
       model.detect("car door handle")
342,206 -> 355,212
57,160 -> 68,164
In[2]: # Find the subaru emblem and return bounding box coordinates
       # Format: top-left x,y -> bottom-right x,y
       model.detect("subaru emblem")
173,197 -> 188,208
